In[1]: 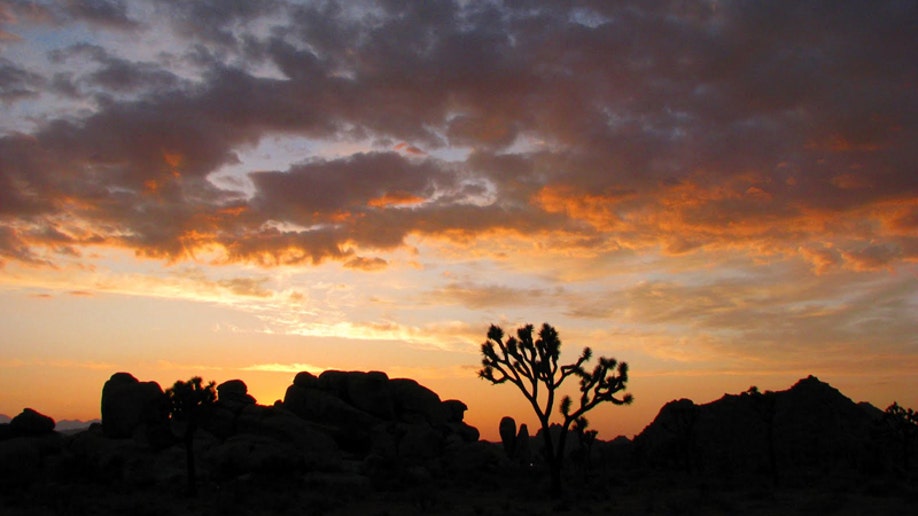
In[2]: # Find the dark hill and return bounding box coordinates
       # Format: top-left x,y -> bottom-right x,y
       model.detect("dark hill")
633,375 -> 897,483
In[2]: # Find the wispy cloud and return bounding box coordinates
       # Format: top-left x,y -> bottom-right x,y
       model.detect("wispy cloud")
240,362 -> 326,374
0,358 -> 116,370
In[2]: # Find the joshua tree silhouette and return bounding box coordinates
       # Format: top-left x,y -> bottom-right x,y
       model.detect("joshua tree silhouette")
166,376 -> 216,496
885,402 -> 918,475
478,323 -> 632,497
746,385 -> 778,485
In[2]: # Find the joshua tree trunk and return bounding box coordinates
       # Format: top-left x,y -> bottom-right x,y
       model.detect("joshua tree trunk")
767,423 -> 778,486
538,417 -> 563,498
185,422 -> 197,496
550,427 -> 570,498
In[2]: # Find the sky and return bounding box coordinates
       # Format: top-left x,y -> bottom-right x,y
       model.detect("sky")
0,0 -> 916,441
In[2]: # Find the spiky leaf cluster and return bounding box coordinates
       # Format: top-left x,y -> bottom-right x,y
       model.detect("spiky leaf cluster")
886,402 -> 918,432
166,376 -> 217,421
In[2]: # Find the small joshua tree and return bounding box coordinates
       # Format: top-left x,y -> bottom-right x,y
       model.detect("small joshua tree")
166,376 -> 217,496
746,386 -> 778,485
571,416 -> 599,476
885,402 -> 918,474
478,323 -> 632,497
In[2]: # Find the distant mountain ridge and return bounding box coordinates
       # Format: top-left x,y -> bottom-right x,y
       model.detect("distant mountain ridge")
56,418 -> 101,432
0,414 -> 9,424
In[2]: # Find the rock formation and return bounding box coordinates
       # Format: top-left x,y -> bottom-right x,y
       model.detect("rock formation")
499,416 -> 517,457
10,408 -> 55,435
282,370 -> 480,460
100,372 -> 169,441
634,375 -> 892,480
0,408 -> 62,487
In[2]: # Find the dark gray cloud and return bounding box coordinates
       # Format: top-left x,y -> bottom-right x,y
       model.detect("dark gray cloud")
151,0 -> 284,48
64,0 -> 138,29
0,58 -> 44,102
48,43 -> 183,96
0,0 -> 138,31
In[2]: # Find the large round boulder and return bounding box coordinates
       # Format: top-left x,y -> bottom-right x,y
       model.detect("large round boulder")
100,372 -> 169,439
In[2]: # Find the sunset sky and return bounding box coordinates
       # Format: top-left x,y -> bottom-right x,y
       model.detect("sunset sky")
1,0 -> 916,440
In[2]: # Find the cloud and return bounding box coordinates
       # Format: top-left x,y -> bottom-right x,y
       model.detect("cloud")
344,256 -> 387,271
240,362 -> 325,374
0,0 -> 913,273
64,0 -> 140,30
426,281 -> 559,310
0,57 -> 45,102
596,270 -> 918,367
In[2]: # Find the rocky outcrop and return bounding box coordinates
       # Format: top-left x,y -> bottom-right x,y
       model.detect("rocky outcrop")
10,408 -> 55,436
2,370 -> 480,491
0,436 -> 44,486
499,416 -> 517,457
100,372 -> 169,441
282,370 -> 480,462
204,379 -> 258,439
0,409 -> 63,486
216,379 -> 256,408
388,378 -> 440,423
633,376 -> 893,479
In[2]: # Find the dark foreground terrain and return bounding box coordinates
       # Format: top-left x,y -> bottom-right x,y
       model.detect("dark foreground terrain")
1,456 -> 915,516
2,373 -> 916,515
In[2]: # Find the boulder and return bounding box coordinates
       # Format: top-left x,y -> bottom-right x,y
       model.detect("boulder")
442,399 -> 468,423
284,384 -> 378,429
205,433 -> 304,479
293,371 -> 319,389
442,441 -> 506,481
449,421 -> 480,443
396,423 -> 442,461
68,427 -> 159,485
317,370 -> 351,399
236,404 -> 341,468
280,371 -> 478,461
499,416 -> 516,457
216,379 -> 256,410
284,384 -> 381,454
201,404 -> 237,439
100,372 -> 169,439
390,378 -> 446,426
346,371 -> 395,420
217,379 -> 253,401
10,408 -> 55,436
516,424 -> 531,464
